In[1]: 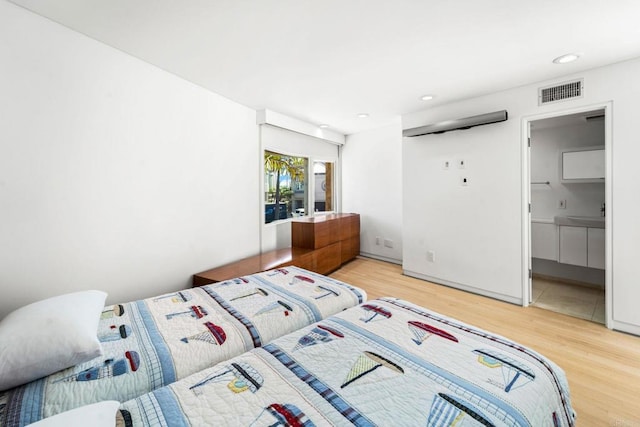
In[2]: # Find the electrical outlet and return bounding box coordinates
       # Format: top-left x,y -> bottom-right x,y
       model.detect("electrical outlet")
443,160 -> 450,170
384,239 -> 393,248
558,199 -> 567,209
461,177 -> 470,186
427,251 -> 436,262
458,159 -> 465,169
375,236 -> 381,245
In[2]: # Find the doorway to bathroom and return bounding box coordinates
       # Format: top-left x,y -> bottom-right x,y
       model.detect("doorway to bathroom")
525,105 -> 610,326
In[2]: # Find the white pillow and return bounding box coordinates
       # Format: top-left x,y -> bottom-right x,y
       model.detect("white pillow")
0,290 -> 107,391
26,400 -> 119,427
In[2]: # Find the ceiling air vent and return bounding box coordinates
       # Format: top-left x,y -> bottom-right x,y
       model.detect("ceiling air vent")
538,79 -> 583,105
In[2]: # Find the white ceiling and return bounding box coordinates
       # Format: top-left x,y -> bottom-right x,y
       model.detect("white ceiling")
10,0 -> 640,135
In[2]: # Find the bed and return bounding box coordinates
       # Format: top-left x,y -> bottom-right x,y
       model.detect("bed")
115,297 -> 575,426
0,266 -> 366,427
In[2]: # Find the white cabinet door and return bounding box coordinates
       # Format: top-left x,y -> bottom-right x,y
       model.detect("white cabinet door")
559,226 -> 588,267
531,222 -> 557,261
562,149 -> 605,181
587,228 -> 605,269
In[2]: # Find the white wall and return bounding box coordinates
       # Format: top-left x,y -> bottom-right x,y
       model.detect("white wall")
0,2 -> 260,318
531,121 -> 605,220
402,57 -> 640,335
402,116 -> 522,303
342,121 -> 403,263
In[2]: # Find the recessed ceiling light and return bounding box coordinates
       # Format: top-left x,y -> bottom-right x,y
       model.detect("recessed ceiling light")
421,95 -> 435,101
319,124 -> 329,129
357,113 -> 369,118
552,53 -> 580,64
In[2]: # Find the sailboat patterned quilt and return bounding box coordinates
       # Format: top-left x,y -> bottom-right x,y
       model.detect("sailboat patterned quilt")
117,297 -> 576,427
0,266 -> 365,427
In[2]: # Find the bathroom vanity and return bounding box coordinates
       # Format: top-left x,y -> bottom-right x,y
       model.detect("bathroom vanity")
531,216 -> 605,270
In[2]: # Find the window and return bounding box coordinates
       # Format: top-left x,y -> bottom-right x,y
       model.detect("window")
261,124 -> 339,226
264,151 -> 308,223
313,161 -> 334,213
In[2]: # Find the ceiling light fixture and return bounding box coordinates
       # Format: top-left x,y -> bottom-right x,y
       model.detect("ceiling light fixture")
552,53 -> 580,64
319,124 -> 329,129
420,95 -> 434,101
357,113 -> 369,118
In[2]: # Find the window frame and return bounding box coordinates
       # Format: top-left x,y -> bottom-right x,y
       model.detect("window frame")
259,124 -> 341,238
262,149 -> 340,225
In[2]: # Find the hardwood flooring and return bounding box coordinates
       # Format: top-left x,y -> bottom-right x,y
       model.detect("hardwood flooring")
330,257 -> 640,426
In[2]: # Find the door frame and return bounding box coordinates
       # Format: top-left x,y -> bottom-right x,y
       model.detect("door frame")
520,101 -> 613,329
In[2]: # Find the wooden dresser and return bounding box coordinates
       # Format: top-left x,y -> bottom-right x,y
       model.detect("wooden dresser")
291,213 -> 360,271
193,213 -> 360,286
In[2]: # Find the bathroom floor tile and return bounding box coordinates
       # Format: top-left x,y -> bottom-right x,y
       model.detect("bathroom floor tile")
530,278 -> 552,303
532,278 -> 604,324
592,298 -> 606,324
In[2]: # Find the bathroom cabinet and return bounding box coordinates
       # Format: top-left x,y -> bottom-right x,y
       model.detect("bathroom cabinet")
558,225 -> 604,269
559,226 -> 588,266
531,221 -> 557,261
587,228 -> 605,269
561,147 -> 605,182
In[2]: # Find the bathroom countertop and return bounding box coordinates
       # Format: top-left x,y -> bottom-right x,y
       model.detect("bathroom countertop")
553,215 -> 605,228
531,218 -> 555,224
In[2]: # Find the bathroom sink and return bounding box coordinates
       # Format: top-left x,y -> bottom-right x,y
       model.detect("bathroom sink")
554,215 -> 605,228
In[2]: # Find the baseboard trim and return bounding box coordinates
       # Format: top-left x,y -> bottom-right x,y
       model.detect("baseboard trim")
611,319 -> 640,336
402,269 -> 523,306
358,252 -> 402,265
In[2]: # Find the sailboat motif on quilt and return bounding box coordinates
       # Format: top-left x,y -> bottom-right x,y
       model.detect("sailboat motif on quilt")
230,288 -> 269,302
407,321 -> 458,346
359,304 -> 392,323
53,351 -> 140,383
341,351 -> 404,389
101,304 -> 125,319
255,300 -> 294,317
293,324 -> 344,351
166,305 -> 208,320
250,403 -> 315,427
290,275 -> 315,286
189,362 -> 263,396
153,291 -> 192,303
313,285 -> 341,300
473,349 -> 535,393
427,393 -> 494,427
181,322 -> 227,345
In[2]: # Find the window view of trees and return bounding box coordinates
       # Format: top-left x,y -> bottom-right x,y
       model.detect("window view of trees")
264,151 -> 308,223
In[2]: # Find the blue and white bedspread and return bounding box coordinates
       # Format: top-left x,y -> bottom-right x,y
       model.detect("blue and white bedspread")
0,267 -> 365,426
118,297 -> 575,427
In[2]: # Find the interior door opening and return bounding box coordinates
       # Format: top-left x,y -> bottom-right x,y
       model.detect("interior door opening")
527,108 -> 608,325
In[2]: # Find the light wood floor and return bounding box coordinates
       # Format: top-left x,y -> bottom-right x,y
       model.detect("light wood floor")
330,257 -> 640,426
